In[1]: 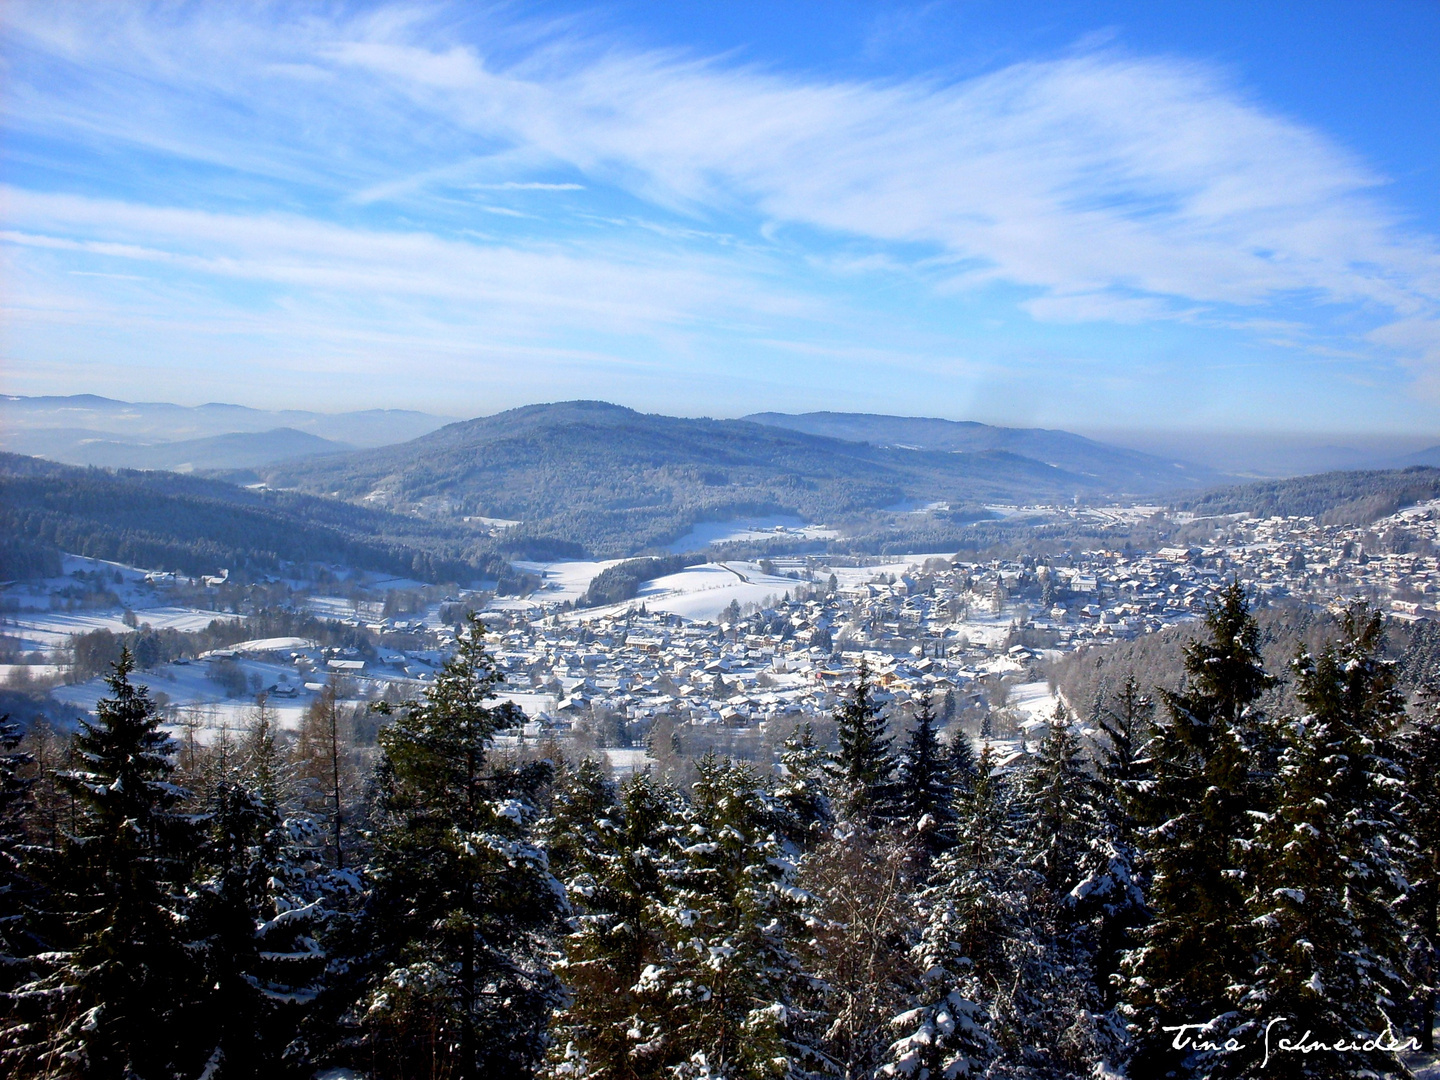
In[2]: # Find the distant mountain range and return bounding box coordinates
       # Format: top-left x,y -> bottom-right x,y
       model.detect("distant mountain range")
744,411 -> 1220,490
260,400 -> 1222,555
2,426 -> 350,472
1078,428 -> 1440,478
0,394 -> 450,468
1395,445 -> 1440,469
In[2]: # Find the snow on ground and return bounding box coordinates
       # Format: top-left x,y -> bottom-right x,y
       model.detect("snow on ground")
5,606 -> 236,652
167,700 -> 312,742
50,658 -> 314,743
229,636 -> 319,654
666,515 -> 838,553
496,691 -> 558,718
304,596 -> 357,619
603,748 -> 657,775
564,561 -> 806,624
511,558 -> 627,604
827,555 -> 954,588
0,664 -> 65,682
52,657 -> 297,713
1007,681 -> 1063,730
949,618 -> 1016,651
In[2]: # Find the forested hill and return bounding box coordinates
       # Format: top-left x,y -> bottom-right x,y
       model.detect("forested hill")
261,401 -> 1151,556
0,453 -> 520,584
1176,466 -> 1440,525
745,410 -> 1222,490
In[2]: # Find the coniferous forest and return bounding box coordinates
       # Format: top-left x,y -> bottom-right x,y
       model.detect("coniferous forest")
1,590 -> 1436,1080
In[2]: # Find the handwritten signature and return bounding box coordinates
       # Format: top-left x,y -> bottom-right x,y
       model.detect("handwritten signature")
1163,1020 -> 1420,1068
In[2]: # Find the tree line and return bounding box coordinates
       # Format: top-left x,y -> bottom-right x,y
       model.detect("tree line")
0,453 -> 512,584
581,555 -> 706,608
1,590 -> 1438,1078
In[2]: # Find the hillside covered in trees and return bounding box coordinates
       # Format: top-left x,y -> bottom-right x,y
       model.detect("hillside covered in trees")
0,453 -> 527,585
1175,466 -> 1440,525
261,401 -> 1188,556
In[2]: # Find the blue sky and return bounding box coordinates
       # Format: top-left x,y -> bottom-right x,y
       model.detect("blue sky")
2,1 -> 1438,433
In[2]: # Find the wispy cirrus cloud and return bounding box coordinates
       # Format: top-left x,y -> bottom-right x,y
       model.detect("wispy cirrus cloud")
2,1 -> 1439,417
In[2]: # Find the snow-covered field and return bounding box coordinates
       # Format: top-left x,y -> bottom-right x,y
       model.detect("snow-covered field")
0,663 -> 65,682
511,558 -> 627,604
603,748 -> 657,775
166,700 -> 313,741
496,690 -> 559,718
559,561 -> 805,624
52,656 -> 298,711
4,606 -> 236,652
1007,681 -> 1065,734
665,515 -> 838,553
506,552 -> 998,626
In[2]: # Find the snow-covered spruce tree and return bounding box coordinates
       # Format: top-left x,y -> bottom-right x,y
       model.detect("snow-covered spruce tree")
1083,676 -> 1152,1010
636,754 -> 818,1079
1022,705 -> 1094,897
0,714 -> 43,1069
1093,676 -> 1153,800
20,651 -> 205,1079
188,703 -> 345,1079
1013,708 -> 1128,1075
544,761 -> 686,1079
774,722 -> 832,852
1119,583 -> 1276,1076
895,696 -> 958,864
1237,605 -> 1410,1079
1401,686 -> 1440,1052
359,615 -> 566,1080
883,745 -> 1019,1080
826,660 -> 899,828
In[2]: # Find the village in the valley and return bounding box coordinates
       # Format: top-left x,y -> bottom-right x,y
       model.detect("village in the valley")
4,496 -> 1435,771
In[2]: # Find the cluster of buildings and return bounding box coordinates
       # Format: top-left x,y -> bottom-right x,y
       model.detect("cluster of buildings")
28,498 -> 1438,752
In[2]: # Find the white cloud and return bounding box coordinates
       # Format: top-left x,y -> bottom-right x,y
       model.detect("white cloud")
471,181 -> 585,191
0,186 -> 815,335
3,1 -> 1440,392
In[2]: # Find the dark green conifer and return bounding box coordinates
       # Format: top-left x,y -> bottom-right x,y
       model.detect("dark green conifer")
1120,583 -> 1275,1074
361,615 -> 565,1079
1401,687 -> 1440,1053
1240,606 -> 1410,1078
31,652 -> 203,1078
826,660 -> 898,826
895,695 -> 958,860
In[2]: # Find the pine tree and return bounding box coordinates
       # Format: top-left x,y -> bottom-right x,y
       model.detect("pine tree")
774,722 -> 831,851
1239,605 -> 1411,1078
1016,709 -> 1129,1075
884,746 -> 1015,1080
24,651 -> 205,1078
361,615 -> 566,1079
1093,675 -> 1153,800
1082,677 -> 1152,1010
1020,705 -> 1093,896
189,704 -> 341,1079
0,714 -> 43,1070
637,755 -> 817,1078
545,761 -> 685,1079
895,696 -> 958,863
827,661 -> 898,827
1401,687 -> 1440,1053
1120,583 -> 1276,1075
